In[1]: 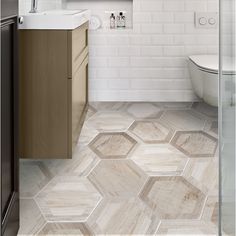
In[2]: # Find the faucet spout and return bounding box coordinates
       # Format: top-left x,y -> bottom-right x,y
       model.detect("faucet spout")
29,0 -> 38,13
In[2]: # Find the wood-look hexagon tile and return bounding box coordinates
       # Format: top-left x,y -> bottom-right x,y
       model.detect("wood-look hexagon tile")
129,120 -> 174,144
171,131 -> 218,158
160,110 -> 206,131
78,124 -> 99,145
20,161 -> 53,198
86,111 -> 134,132
183,158 -> 218,195
140,176 -> 206,219
89,102 -> 128,112
37,223 -> 92,235
85,106 -> 97,120
131,144 -> 188,176
18,199 -> 46,236
156,220 -> 217,235
204,120 -> 218,138
201,196 -> 218,225
89,132 -> 137,159
88,160 -> 148,197
87,197 -> 160,235
35,176 -> 102,221
158,102 -> 193,110
192,102 -> 218,119
126,103 -> 163,119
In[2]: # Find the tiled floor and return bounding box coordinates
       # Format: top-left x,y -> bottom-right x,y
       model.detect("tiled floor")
18,102 -> 219,235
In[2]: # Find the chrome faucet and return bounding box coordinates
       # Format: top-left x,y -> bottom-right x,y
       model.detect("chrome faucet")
29,0 -> 38,13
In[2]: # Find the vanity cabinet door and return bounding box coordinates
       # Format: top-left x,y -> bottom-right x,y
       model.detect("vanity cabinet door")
71,55 -> 88,149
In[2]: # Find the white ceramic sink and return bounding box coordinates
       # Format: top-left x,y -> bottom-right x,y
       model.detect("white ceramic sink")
18,9 -> 90,30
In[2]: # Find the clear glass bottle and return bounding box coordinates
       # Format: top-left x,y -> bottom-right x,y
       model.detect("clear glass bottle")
110,13 -> 116,29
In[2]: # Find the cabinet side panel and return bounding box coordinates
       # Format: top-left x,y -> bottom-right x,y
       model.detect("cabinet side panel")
19,30 -> 69,159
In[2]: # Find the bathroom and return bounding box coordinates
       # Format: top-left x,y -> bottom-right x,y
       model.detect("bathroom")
0,0 -> 235,234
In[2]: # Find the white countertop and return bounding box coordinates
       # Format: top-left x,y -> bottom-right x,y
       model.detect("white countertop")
18,9 -> 90,30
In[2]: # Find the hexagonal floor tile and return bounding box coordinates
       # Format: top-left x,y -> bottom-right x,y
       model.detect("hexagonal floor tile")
201,196 -> 218,225
86,111 -> 134,132
131,144 -> 188,176
192,102 -> 218,119
35,176 -> 102,221
171,131 -> 218,157
20,160 -> 53,198
160,110 -> 206,131
88,160 -> 148,197
18,199 -> 46,236
89,132 -> 137,159
129,120 -> 173,143
140,176 -> 206,219
156,219 -> 217,235
37,223 -> 92,235
87,197 -> 160,234
126,103 -> 163,119
89,102 -> 128,112
183,158 -> 218,195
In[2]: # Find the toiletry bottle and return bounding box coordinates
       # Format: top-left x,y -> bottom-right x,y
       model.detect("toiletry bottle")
110,13 -> 116,29
116,12 -> 121,28
121,12 -> 126,28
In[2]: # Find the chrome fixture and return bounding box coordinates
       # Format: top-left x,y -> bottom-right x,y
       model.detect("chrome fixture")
29,0 -> 38,13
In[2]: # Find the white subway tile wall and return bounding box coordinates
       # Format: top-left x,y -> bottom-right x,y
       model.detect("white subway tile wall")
19,0 -> 219,101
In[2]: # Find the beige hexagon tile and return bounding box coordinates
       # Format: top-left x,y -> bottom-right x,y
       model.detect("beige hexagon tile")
204,120 -> 218,138
88,160 -> 148,197
89,132 -> 137,159
160,110 -> 206,131
20,160 -> 53,198
156,219 -> 217,235
183,158 -> 218,195
35,176 -> 102,221
78,123 -> 99,145
171,131 -> 218,158
131,144 -> 188,176
201,196 -> 218,225
126,102 -> 163,119
89,102 -> 128,112
192,102 -> 218,119
37,223 -> 92,235
86,105 -> 97,119
41,146 -> 99,177
158,102 -> 193,110
86,111 -> 134,131
129,120 -> 174,144
87,197 -> 160,235
140,176 -> 206,219
18,199 -> 46,236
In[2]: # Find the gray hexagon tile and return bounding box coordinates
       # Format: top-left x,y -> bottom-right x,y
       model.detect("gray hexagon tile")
37,223 -> 92,235
140,176 -> 206,219
89,132 -> 137,159
87,197 -> 160,235
18,199 -> 46,236
85,105 -> 97,120
192,102 -> 218,119
160,110 -> 206,131
183,158 -> 218,195
156,219 -> 217,235
131,144 -> 188,176
171,131 -> 218,157
35,176 -> 102,221
78,123 -> 99,145
86,111 -> 134,132
20,160 -> 53,198
129,120 -> 174,143
126,102 -> 163,119
88,160 -> 148,197
204,120 -> 218,137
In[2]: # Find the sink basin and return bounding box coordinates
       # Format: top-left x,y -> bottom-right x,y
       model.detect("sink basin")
18,9 -> 90,30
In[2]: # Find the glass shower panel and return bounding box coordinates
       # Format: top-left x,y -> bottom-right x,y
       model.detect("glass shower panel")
220,0 -> 236,233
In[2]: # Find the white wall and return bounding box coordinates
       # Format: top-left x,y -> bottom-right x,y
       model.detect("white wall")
19,0 -> 219,102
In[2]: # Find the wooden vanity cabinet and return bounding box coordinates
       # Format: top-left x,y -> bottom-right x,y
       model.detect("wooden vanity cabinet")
19,22 -> 89,159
